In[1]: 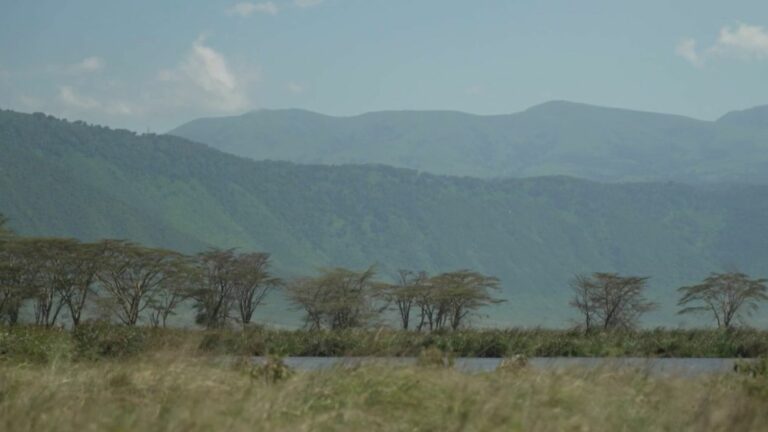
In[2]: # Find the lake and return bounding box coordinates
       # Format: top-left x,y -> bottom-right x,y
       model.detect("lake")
253,356 -> 746,377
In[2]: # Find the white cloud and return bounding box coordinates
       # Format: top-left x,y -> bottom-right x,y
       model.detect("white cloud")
677,23 -> 768,66
287,82 -> 304,94
157,36 -> 250,112
675,38 -> 702,67
58,86 -> 101,109
228,2 -> 278,17
69,56 -> 105,74
294,0 -> 323,8
713,23 -> 768,59
57,86 -> 137,115
23,37 -> 252,128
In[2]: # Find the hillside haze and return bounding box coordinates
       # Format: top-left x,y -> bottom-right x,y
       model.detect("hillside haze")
170,101 -> 768,184
3,109 -> 768,326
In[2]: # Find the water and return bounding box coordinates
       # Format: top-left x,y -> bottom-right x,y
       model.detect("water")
253,356 -> 745,377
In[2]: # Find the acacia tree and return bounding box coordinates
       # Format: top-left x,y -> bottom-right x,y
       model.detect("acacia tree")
285,276 -> 326,330
408,270 -> 504,331
678,272 -> 768,329
32,238 -> 78,327
96,240 -> 184,326
429,270 -> 504,330
569,272 -> 656,331
379,270 -> 429,330
192,249 -> 238,328
0,238 -> 46,325
569,274 -> 596,331
60,242 -> 105,328
231,252 -> 280,327
287,266 -> 378,330
192,249 -> 277,329
0,239 -> 38,325
148,257 -> 196,328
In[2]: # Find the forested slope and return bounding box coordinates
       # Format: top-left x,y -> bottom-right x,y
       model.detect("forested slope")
3,110 -> 768,326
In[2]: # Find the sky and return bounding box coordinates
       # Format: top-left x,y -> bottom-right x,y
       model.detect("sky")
1,0 -> 768,132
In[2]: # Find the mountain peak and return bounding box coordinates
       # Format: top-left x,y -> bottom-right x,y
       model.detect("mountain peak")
717,105 -> 768,128
523,100 -> 597,112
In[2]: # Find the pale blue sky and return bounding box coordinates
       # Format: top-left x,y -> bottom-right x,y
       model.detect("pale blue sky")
1,0 -> 767,131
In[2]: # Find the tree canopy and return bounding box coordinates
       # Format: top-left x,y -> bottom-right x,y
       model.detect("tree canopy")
678,272 -> 768,329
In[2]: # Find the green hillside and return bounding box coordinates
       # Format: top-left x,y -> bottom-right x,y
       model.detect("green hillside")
170,101 -> 768,184
2,109 -> 768,327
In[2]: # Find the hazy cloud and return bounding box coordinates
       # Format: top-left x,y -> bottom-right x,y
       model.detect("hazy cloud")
58,86 -> 100,109
675,38 -> 702,67
712,23 -> 768,59
294,0 -> 323,8
158,36 -> 250,112
69,56 -> 105,74
287,82 -> 304,94
677,23 -> 768,66
228,2 -> 278,17
57,85 -> 137,115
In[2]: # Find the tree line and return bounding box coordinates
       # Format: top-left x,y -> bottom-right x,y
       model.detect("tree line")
1,215 -> 766,330
569,271 -> 767,331
0,218 -> 503,330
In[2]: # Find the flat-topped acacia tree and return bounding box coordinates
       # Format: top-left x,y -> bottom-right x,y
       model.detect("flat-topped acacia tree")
287,266 -> 378,330
570,272 -> 656,331
678,272 -> 768,329
419,270 -> 504,331
191,248 -> 279,329
96,240 -> 186,326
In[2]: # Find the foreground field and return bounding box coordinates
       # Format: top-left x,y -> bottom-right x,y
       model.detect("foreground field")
2,326 -> 768,431
1,353 -> 767,432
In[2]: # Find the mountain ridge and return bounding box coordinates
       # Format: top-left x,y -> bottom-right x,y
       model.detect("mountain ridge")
170,101 -> 768,184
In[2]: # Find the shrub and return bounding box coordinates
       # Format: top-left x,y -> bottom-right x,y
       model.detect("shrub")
0,326 -> 72,364
250,355 -> 294,383
417,346 -> 454,368
497,354 -> 529,373
72,322 -> 147,360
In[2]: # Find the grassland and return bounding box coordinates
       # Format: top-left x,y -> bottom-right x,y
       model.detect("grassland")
1,352 -> 768,431
2,325 -> 768,431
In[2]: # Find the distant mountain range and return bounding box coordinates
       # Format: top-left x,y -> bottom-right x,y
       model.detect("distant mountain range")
2,109 -> 768,327
170,101 -> 768,184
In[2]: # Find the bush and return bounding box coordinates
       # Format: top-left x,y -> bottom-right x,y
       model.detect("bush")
250,355 -> 294,383
417,346 -> 454,368
72,322 -> 147,360
497,354 -> 528,373
0,326 -> 72,364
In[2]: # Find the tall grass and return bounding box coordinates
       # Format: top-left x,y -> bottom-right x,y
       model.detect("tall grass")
0,354 -> 767,431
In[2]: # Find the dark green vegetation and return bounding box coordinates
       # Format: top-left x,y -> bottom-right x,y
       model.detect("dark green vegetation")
3,325 -> 768,360
171,101 -> 768,183
3,109 -> 768,326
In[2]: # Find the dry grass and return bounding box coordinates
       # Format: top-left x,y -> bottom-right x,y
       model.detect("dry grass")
1,353 -> 767,431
